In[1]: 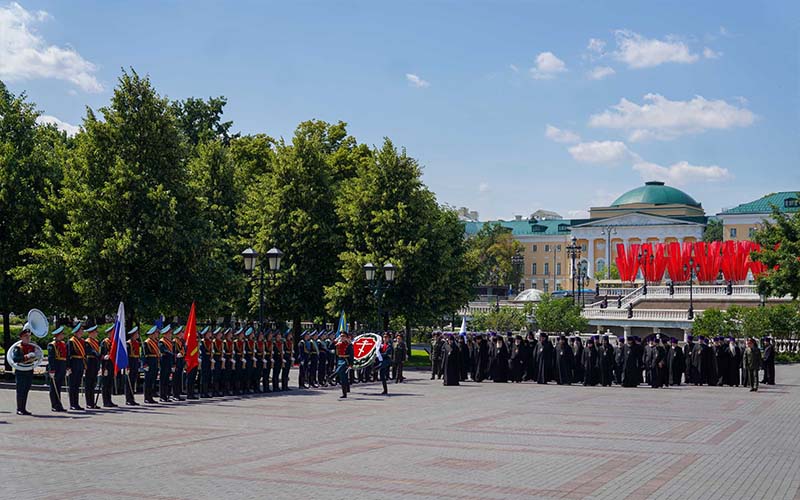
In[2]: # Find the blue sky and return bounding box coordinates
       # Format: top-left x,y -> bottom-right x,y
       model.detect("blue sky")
2,0 -> 798,219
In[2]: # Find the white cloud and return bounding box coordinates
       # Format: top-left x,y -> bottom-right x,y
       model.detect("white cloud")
568,141 -> 633,164
509,64 -> 519,73
703,47 -> 721,59
587,66 -> 615,80
567,209 -> 590,219
479,182 -> 490,194
632,160 -> 731,186
587,38 -> 606,54
36,114 -> 79,136
530,51 -> 567,79
0,2 -> 102,92
613,30 -> 699,68
588,93 -> 755,141
405,73 -> 430,88
545,124 -> 581,144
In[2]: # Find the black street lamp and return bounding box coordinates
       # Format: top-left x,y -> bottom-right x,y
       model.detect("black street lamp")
576,260 -> 589,307
637,247 -> 654,295
566,235 -> 581,305
364,261 -> 397,331
242,246 -> 283,331
684,256 -> 699,320
511,252 -> 524,293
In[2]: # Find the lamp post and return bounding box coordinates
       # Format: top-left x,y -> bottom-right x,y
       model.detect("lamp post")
637,247 -> 654,295
242,246 -> 283,331
576,260 -> 589,307
600,225 -> 617,280
684,256 -> 699,320
511,252 -> 524,294
364,261 -> 396,332
566,235 -> 581,305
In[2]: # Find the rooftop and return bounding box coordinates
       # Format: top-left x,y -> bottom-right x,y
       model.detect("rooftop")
464,219 -> 573,236
611,181 -> 701,208
719,191 -> 800,215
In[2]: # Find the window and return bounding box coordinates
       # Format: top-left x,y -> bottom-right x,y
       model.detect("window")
556,244 -> 562,252
543,282 -> 549,293
544,244 -> 550,252
532,263 -> 537,275
749,227 -> 756,238
581,244 -> 588,252
544,262 -> 550,275
532,244 -> 538,252
556,262 -> 562,275
730,228 -> 737,238
556,282 -> 563,291
785,198 -> 798,208
530,280 -> 537,289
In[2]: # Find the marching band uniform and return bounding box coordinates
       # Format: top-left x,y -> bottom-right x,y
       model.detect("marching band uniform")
199,327 -> 213,398
47,326 -> 68,412
12,328 -> 37,415
100,326 -> 117,407
143,326 -> 160,404
172,326 -> 185,401
272,333 -> 283,392
126,327 -> 142,405
158,325 -> 175,402
66,324 -> 86,410
281,332 -> 293,391
84,326 -> 101,409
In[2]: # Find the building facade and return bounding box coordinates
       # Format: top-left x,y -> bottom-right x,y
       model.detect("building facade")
718,192 -> 799,241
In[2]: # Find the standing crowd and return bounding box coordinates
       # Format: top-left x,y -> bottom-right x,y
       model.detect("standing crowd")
428,331 -> 776,391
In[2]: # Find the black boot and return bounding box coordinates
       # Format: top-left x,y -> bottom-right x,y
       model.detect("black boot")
340,385 -> 347,399
381,380 -> 388,395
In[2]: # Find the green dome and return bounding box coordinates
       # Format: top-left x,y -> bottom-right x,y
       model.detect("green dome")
611,181 -> 700,207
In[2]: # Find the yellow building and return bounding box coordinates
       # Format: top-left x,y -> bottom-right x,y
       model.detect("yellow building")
718,192 -> 799,241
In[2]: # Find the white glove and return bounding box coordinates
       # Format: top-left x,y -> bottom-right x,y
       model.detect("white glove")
103,355 -> 110,360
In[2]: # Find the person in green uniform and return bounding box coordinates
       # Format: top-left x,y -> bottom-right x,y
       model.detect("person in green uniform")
744,338 -> 762,392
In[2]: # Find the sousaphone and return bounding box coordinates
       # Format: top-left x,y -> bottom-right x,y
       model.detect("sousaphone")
5,309 -> 47,371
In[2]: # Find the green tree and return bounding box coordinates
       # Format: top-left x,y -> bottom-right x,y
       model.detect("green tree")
703,218 -> 723,242
0,82 -> 65,358
468,222 -> 524,288
692,308 -> 730,338
533,294 -> 588,333
172,96 -> 234,146
752,200 -> 800,299
470,306 -> 528,332
595,261 -> 620,280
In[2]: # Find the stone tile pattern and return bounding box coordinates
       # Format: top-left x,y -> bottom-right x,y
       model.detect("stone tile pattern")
3,366 -> 800,500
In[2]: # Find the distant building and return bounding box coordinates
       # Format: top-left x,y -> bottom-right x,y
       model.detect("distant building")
718,191 -> 799,241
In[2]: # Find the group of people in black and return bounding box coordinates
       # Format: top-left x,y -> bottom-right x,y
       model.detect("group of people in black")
430,331 -> 777,391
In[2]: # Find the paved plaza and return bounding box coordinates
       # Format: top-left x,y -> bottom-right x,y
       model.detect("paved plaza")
4,365 -> 800,500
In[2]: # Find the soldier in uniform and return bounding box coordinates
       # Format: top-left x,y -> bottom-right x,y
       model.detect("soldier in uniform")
186,326 -> 202,400
100,325 -> 118,407
255,330 -> 266,393
223,328 -> 235,396
232,328 -> 244,395
67,322 -> 87,410
281,331 -> 293,391
272,330 -> 283,392
317,331 -> 329,387
744,337 -> 762,392
172,326 -> 185,401
377,332 -> 393,395
158,325 -> 175,402
47,326 -> 68,412
212,327 -> 224,396
12,326 -> 38,415
761,337 -> 775,385
263,330 -> 273,393
335,332 -> 354,398
309,331 -> 320,388
125,326 -> 142,406
199,326 -> 213,398
142,326 -> 160,404
244,327 -> 256,393
297,330 -> 310,389
84,325 -> 101,409
393,333 -> 407,383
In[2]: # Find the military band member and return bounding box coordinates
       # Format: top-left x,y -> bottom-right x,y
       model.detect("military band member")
172,326 -> 185,401
212,327 -> 224,396
199,327 -> 213,398
12,326 -> 37,415
335,332 -> 354,399
245,327 -> 256,393
47,326 -> 68,412
281,331 -> 293,391
143,326 -> 160,404
66,324 -> 87,410
100,325 -> 117,407
126,326 -> 142,406
158,325 -> 175,402
272,330 -> 283,392
223,328 -> 234,395
84,325 -> 101,409
255,331 -> 266,393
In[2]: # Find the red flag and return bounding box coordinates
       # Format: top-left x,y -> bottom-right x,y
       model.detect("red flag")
185,302 -> 199,373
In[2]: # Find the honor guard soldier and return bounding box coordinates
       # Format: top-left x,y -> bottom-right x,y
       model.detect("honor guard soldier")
84,325 -> 101,409
66,323 -> 86,410
317,331 -> 329,387
271,330 -> 283,392
100,325 -> 117,407
172,326 -> 185,401
263,330 -> 274,393
297,330 -> 310,389
377,332 -> 393,395
125,326 -> 142,405
143,326 -> 160,403
185,325 -> 200,401
233,328 -> 244,395
281,331 -> 293,391
47,326 -> 68,412
158,325 -> 175,402
309,331 -> 320,387
245,327 -> 256,393
223,328 -> 234,395
12,326 -> 37,415
335,332 -> 354,399
255,330 -> 266,393
212,327 -> 224,396
199,327 -> 213,397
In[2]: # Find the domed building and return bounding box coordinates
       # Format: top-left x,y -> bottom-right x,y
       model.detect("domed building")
570,181 -> 707,282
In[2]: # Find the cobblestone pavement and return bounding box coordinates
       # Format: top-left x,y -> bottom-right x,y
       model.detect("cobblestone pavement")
3,365 -> 800,500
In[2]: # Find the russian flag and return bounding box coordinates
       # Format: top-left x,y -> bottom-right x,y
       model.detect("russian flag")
109,301 -> 128,375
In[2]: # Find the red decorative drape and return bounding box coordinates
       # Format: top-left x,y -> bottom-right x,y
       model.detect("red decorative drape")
693,241 -> 722,283
615,243 -> 640,282
721,240 -> 754,283
665,241 -> 693,282
638,243 -> 667,282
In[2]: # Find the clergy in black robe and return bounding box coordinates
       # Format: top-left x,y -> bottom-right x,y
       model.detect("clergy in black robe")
509,336 -> 525,382
572,337 -> 585,383
642,338 -> 652,385
523,333 -> 537,381
648,338 -> 666,388
598,335 -> 615,387
621,337 -> 639,387
683,336 -> 697,385
582,338 -> 600,386
534,333 -> 555,384
700,337 -> 717,386
725,338 -> 741,386
442,335 -> 461,386
713,338 -> 727,386
555,336 -> 573,385
614,337 -> 625,385
468,336 -> 478,381
475,335 -> 490,382
666,338 -> 685,386
489,338 -> 509,382
457,335 -> 470,381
